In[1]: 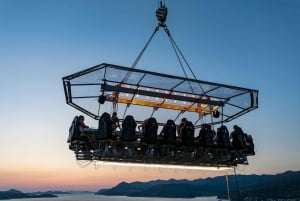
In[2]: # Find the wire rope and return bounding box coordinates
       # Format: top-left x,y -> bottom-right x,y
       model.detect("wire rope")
233,166 -> 241,201
122,26 -> 159,83
225,172 -> 231,201
77,160 -> 92,168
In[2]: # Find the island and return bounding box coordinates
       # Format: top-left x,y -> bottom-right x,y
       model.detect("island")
0,189 -> 58,200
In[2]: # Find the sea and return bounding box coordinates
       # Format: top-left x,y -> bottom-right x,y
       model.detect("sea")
10,193 -> 224,201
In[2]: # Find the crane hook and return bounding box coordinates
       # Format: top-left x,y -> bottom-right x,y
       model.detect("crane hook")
156,1 -> 168,26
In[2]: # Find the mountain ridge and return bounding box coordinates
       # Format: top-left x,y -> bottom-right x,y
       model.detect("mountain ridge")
96,170 -> 300,200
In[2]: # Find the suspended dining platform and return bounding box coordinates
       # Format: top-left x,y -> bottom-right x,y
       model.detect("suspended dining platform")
63,2 -> 258,169
63,63 -> 258,169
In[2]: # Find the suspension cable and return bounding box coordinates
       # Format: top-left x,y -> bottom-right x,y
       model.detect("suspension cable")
150,107 -> 158,117
163,26 -> 194,94
120,25 -> 159,117
174,110 -> 184,122
123,1 -> 203,92
132,26 -> 159,70
122,104 -> 130,119
225,172 -> 231,201
121,1 -> 209,119
165,27 -> 206,95
234,166 -> 241,201
122,26 -> 159,83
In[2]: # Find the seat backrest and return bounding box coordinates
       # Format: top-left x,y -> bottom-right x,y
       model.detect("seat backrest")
122,115 -> 137,141
97,112 -> 113,139
198,124 -> 213,147
220,125 -> 230,147
143,117 -> 158,144
182,121 -> 195,146
67,116 -> 80,142
231,126 -> 245,149
204,125 -> 214,147
237,127 -> 246,148
163,119 -> 177,145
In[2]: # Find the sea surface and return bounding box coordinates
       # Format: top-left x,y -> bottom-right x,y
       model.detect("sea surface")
10,193 -> 224,201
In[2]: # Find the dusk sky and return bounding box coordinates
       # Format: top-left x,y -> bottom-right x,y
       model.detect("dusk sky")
0,0 -> 299,192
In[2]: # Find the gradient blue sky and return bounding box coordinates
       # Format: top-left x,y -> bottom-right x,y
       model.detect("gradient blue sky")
0,0 -> 299,192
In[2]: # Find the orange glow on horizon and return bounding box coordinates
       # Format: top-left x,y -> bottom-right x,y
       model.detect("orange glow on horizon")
0,163 -> 229,192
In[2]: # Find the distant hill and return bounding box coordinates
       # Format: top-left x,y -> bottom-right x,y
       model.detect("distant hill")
0,189 -> 58,200
96,170 -> 300,200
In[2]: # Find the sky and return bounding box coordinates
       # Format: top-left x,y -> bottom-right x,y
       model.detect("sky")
0,0 -> 299,192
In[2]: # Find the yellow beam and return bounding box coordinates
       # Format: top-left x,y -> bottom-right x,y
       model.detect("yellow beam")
114,97 -> 218,114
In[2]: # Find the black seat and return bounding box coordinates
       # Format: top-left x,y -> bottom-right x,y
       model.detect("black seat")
121,115 -> 137,142
143,117 -> 158,144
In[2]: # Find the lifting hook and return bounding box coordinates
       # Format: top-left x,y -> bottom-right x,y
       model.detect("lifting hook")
156,1 -> 168,26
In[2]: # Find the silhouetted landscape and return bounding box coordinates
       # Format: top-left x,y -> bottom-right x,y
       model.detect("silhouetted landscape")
1,171 -> 299,200
96,170 -> 300,200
